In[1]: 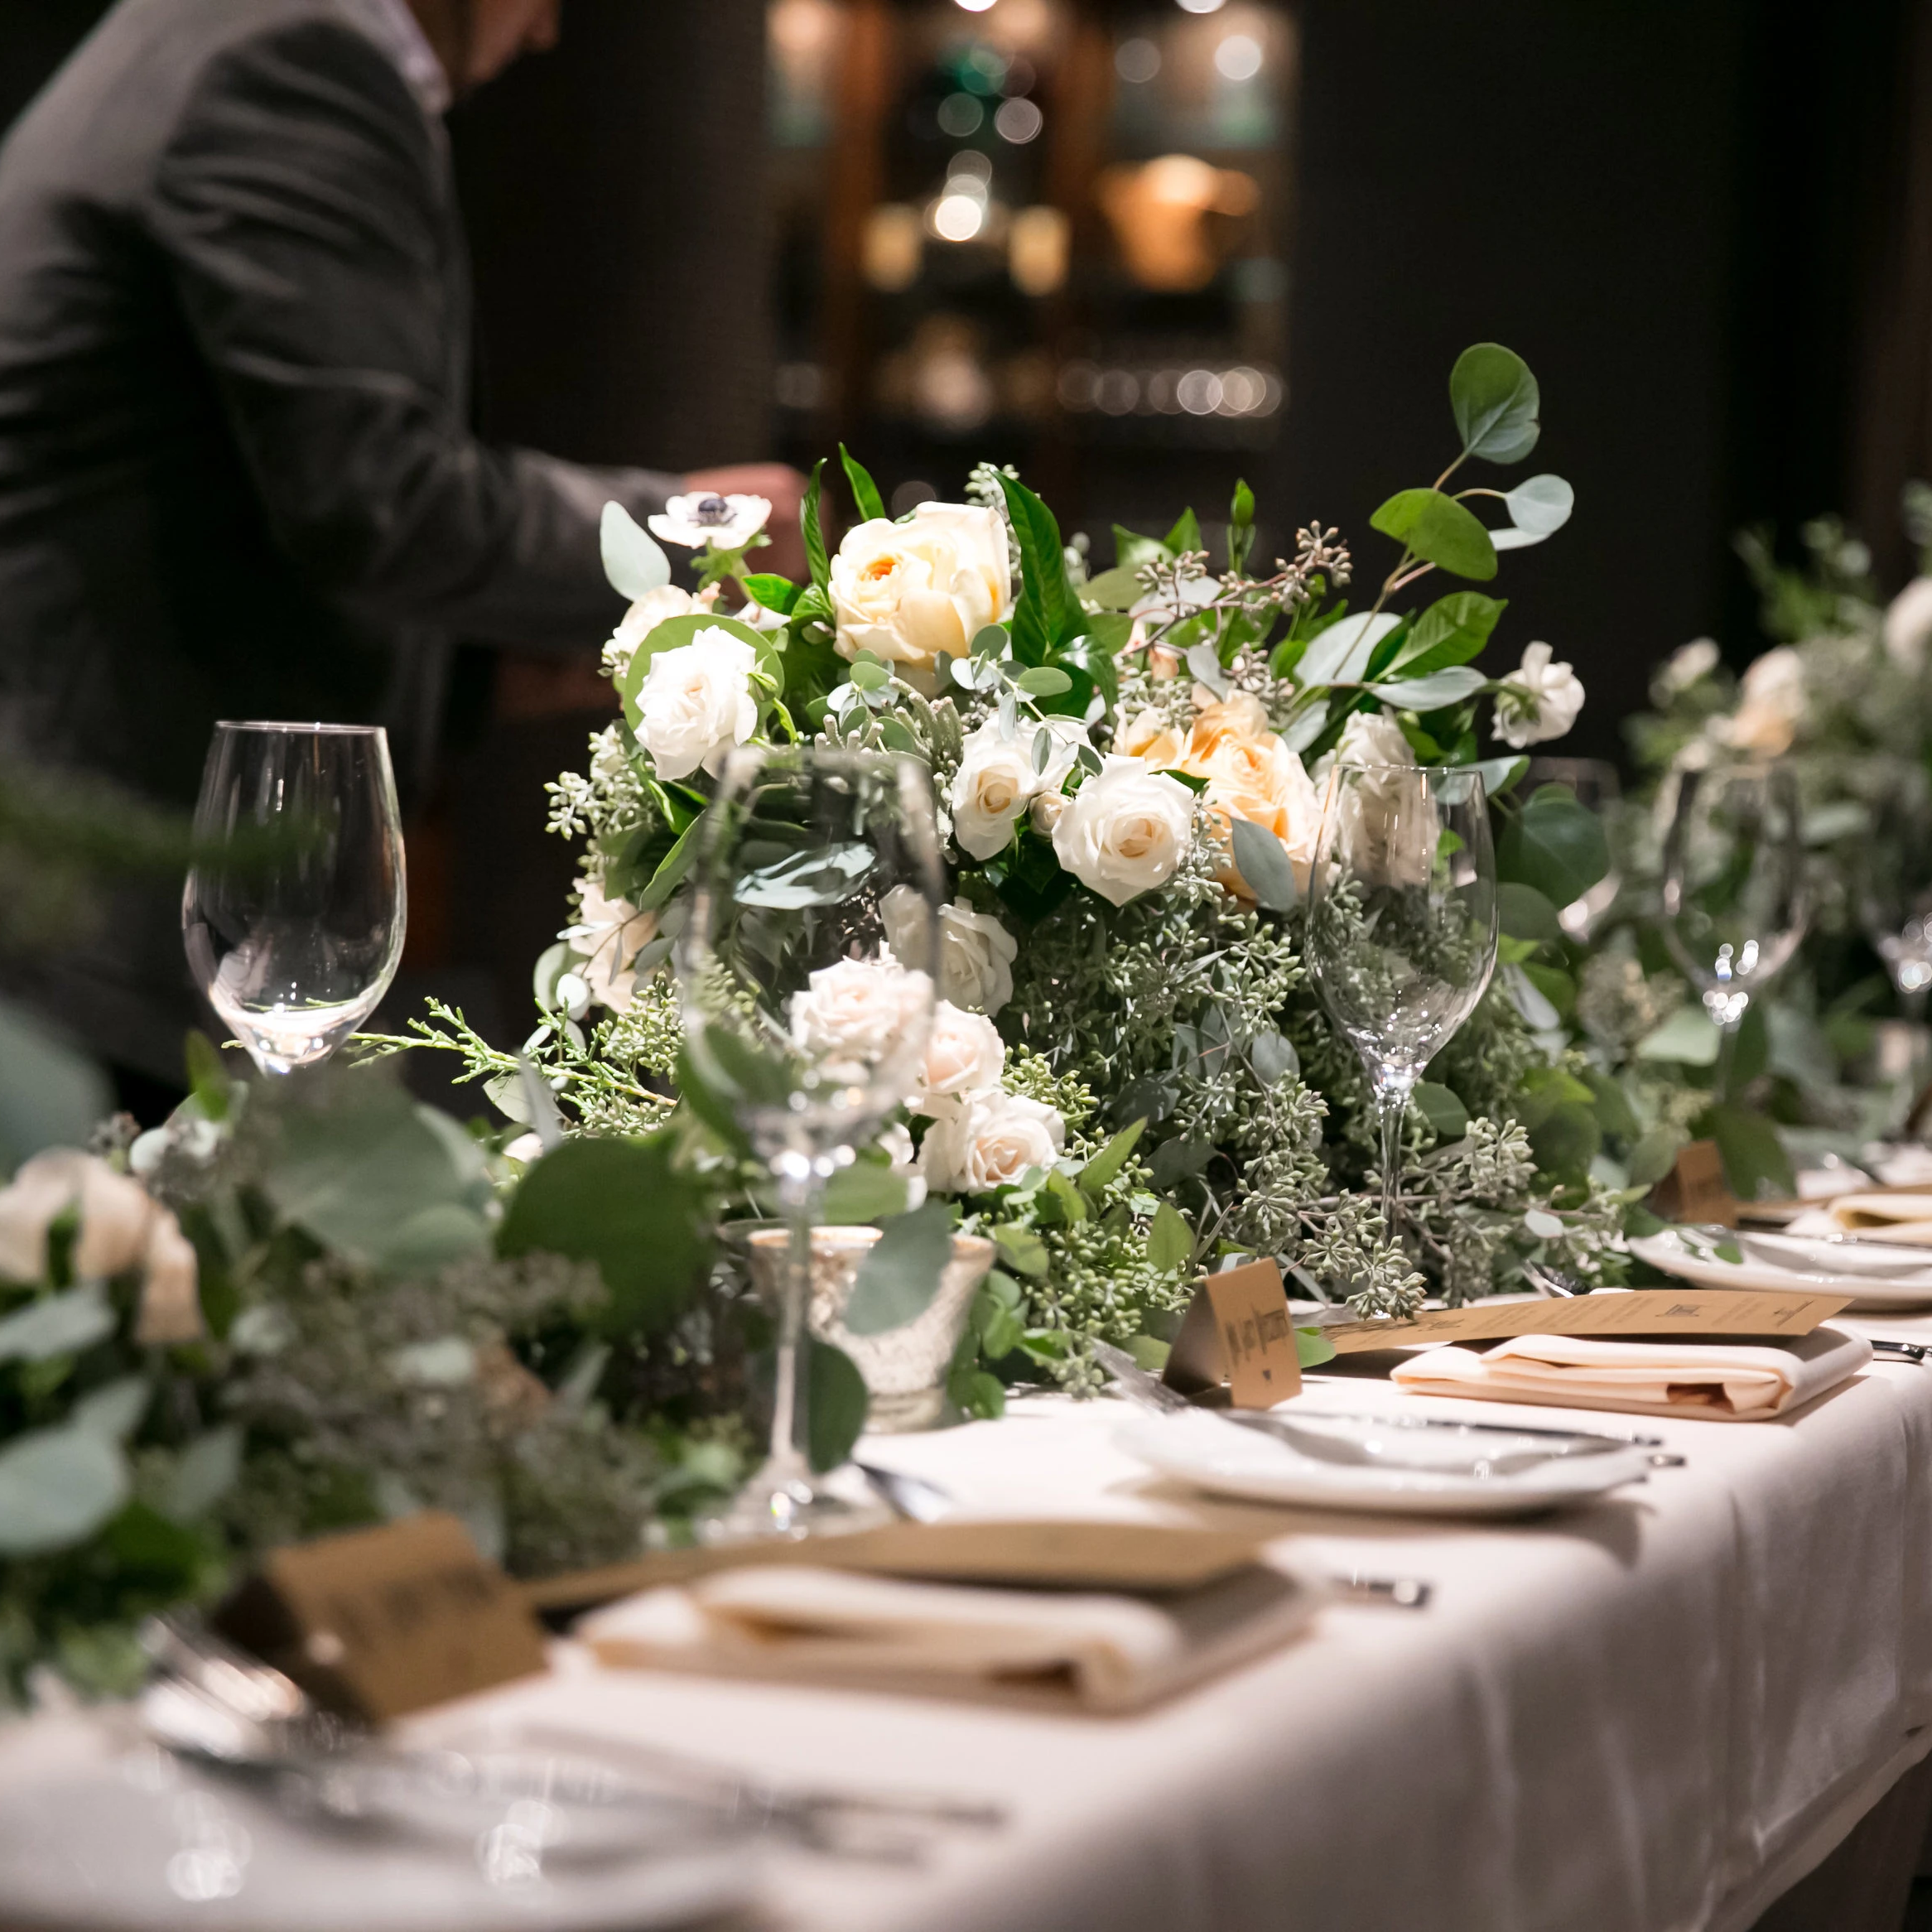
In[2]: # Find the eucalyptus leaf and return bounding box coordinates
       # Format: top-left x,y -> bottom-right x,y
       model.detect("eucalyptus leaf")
1281,701 -> 1330,755
1369,666 -> 1487,711
1413,1082 -> 1468,1141
1449,343 -> 1541,464
600,501 -> 671,600
1147,1201 -> 1194,1273
1502,962 -> 1562,1031
0,1284 -> 114,1365
1298,612 -> 1401,687
843,1200 -> 954,1336
1369,489 -> 1498,582
1385,593 -> 1506,678
1635,1005 -> 1722,1067
734,840 -> 878,910
1229,817 -> 1299,912
0,1425 -> 128,1556
163,1424 -> 243,1522
1016,667 -> 1072,698
1185,641 -> 1229,696
1082,566 -> 1143,611
1503,473 -> 1573,536
71,1377 -> 150,1442
1498,881 -> 1563,944
1250,1030 -> 1299,1085
822,1161 -> 912,1224
1078,1119 -> 1147,1197
1489,527 -> 1549,551
1496,784 -> 1610,906
1468,754 -> 1530,799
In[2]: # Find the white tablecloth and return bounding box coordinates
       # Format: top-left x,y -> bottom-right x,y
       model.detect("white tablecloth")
405,1316 -> 1932,1932
8,1319 -> 1932,1932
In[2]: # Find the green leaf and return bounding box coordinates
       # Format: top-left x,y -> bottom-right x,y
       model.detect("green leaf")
1698,1104 -> 1795,1202
742,573 -> 802,615
1525,1101 -> 1601,1181
1082,566 -> 1143,611
1385,594 -> 1506,678
1502,473 -> 1573,537
1413,1082 -> 1469,1141
844,1199 -> 955,1335
163,1424 -> 243,1523
1521,961 -> 1575,1019
1147,1201 -> 1194,1273
802,457 -> 830,590
822,1160 -> 912,1224
1468,754 -> 1530,800
1582,1068 -> 1641,1142
1015,666 -> 1073,698
1627,1126 -> 1685,1188
947,1366 -> 1007,1421
999,474 -> 1083,663
1229,479 -> 1256,572
1496,783 -> 1610,906
1368,665 -> 1487,711
72,1376 -> 150,1442
1449,343 -> 1541,464
182,1031 -> 232,1123
1369,489 -> 1498,582
807,1338 -> 869,1472
1113,525 -> 1169,571
1498,881 -> 1563,943
1228,817 -> 1299,912
1635,1005 -> 1722,1067
600,501 -> 672,600
1298,611 -> 1400,687
839,445 -> 886,523
1295,1326 -> 1337,1370
1163,508 -> 1202,556
992,1223 -> 1049,1278
0,1424 -> 127,1555
848,659 -> 889,691
633,813 -> 703,914
1250,1029 -> 1299,1085
498,1135 -> 714,1332
1078,1119 -> 1147,1197
0,1284 -> 113,1362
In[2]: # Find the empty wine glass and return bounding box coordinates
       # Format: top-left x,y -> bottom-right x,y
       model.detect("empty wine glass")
1858,786 -> 1932,1016
183,723 -> 407,1076
1306,763 -> 1498,1249
1525,756 -> 1622,939
1660,761 -> 1808,1086
676,745 -> 944,1540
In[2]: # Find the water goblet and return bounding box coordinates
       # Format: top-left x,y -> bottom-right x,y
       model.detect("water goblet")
182,723 -> 407,1076
1306,763 -> 1498,1249
675,745 -> 944,1540
1857,787 -> 1932,1016
1524,756 -> 1622,939
1660,762 -> 1808,1088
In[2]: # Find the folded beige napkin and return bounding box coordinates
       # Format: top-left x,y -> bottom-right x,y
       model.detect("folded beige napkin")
578,1561 -> 1317,1713
1825,1192 -> 1932,1245
1389,1326 -> 1872,1420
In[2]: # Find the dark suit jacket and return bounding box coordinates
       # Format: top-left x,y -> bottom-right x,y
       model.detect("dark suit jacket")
0,0 -> 674,1074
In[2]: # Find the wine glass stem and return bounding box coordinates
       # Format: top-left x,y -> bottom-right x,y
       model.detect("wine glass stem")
770,1162 -> 826,1480
1376,1077 -> 1413,1248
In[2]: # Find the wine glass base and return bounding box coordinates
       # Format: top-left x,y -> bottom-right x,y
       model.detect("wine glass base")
701,1460 -> 894,1544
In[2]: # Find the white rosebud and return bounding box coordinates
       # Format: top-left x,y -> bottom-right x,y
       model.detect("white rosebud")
788,953 -> 933,1069
604,584 -> 696,678
881,889 -> 1018,1015
1492,642 -> 1587,750
1029,789 -> 1066,836
648,491 -> 772,550
1886,579 -> 1932,669
1726,644 -> 1805,756
916,1090 -> 1066,1194
1652,636 -> 1720,701
634,625 -> 761,781
1050,755 -> 1195,906
830,503 -> 1013,691
915,1001 -> 1005,1108
950,719 -> 1040,860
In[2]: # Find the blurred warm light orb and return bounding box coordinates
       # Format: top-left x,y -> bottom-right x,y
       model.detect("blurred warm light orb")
954,0 -> 999,12
1215,32 -> 1264,79
994,97 -> 1043,143
932,193 -> 986,243
1177,0 -> 1226,12
1115,38 -> 1161,84
1009,205 -> 1067,294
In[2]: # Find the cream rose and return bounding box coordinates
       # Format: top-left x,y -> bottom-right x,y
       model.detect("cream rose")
1321,711 -> 1434,889
916,1090 -> 1066,1193
603,584 -> 696,679
882,890 -> 1017,1014
1727,645 -> 1805,756
1492,642 -> 1587,750
634,626 -> 761,781
951,719 -> 1039,860
788,953 -> 932,1068
916,1001 -> 1006,1106
566,874 -> 658,1014
1051,755 -> 1195,906
1886,579 -> 1932,669
830,502 -> 1013,689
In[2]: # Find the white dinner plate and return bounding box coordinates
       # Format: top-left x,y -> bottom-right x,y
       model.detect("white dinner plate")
1630,1226 -> 1932,1310
1115,1409 -> 1655,1518
0,1752 -> 758,1932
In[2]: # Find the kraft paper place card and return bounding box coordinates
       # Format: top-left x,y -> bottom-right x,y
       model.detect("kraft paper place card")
1317,1284 -> 1852,1355
214,1511 -> 547,1720
1161,1259 -> 1301,1408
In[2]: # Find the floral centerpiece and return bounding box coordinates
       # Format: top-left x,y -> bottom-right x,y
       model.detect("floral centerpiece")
389,344 -> 1630,1404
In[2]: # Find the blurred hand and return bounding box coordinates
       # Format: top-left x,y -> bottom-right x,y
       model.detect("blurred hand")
682,462 -> 808,583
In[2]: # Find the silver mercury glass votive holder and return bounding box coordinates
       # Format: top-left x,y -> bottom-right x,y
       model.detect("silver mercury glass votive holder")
746,1225 -> 996,1433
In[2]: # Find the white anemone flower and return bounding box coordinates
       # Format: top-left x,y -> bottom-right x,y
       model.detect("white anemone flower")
648,492 -> 772,551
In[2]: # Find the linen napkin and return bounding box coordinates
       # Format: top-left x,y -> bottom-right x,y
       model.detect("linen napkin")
1824,1191 -> 1932,1245
1389,1325 -> 1872,1420
577,1560 -> 1318,1713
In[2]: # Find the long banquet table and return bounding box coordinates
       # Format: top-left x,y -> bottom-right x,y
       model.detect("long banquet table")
9,1318 -> 1932,1931
431,1315 -> 1932,1932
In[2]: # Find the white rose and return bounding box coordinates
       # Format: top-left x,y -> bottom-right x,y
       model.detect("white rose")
634,626 -> 761,781
882,890 -> 1017,1014
1727,645 -> 1805,755
951,719 -> 1039,860
916,1001 -> 1006,1107
1492,642 -> 1587,749
1051,755 -> 1194,906
566,875 -> 658,1015
1321,712 -> 1433,889
788,953 -> 932,1068
1886,579 -> 1932,669
830,502 -> 1013,690
603,584 -> 696,679
916,1090 -> 1066,1194
648,491 -> 772,551
1652,636 -> 1720,701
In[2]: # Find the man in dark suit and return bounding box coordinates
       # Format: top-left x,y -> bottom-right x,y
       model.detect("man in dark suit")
0,0 -> 799,1082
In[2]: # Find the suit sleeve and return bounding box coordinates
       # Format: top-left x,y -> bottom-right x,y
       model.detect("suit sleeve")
149,20 -> 673,648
